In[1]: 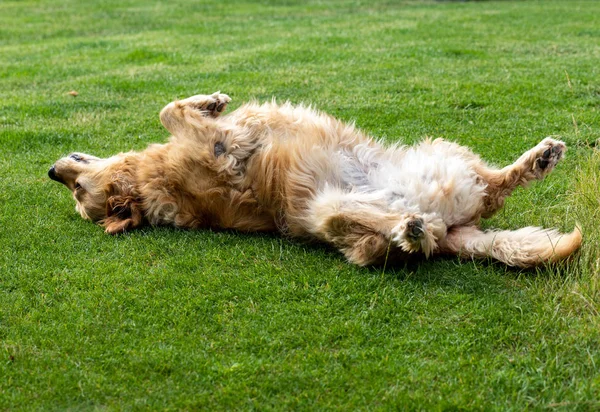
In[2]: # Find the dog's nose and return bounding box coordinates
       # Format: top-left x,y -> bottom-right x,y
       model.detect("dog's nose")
48,166 -> 60,182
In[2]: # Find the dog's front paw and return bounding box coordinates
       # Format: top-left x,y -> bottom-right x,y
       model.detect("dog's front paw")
182,91 -> 231,118
533,137 -> 566,177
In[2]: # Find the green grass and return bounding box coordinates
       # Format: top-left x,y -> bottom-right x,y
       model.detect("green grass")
1,0 -> 600,409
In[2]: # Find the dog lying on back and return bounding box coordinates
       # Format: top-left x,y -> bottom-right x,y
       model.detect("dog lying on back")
49,92 -> 581,267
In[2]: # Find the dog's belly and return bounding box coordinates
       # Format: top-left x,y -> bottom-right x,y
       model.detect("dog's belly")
381,150 -> 486,226
335,146 -> 487,227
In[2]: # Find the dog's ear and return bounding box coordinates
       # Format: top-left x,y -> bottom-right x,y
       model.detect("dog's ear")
102,195 -> 143,234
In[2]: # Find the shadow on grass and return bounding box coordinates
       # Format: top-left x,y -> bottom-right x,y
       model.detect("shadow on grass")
105,223 -> 538,289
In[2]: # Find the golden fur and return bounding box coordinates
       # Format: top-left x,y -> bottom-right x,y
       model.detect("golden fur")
48,92 -> 582,267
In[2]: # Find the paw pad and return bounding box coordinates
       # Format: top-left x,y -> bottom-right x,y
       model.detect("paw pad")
184,92 -> 231,118
534,138 -> 566,174
406,219 -> 424,241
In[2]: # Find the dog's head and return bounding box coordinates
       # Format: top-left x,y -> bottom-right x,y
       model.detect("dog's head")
48,152 -> 143,234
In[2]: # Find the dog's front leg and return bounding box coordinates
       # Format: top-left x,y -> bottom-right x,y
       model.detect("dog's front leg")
159,92 -> 231,139
159,92 -> 260,179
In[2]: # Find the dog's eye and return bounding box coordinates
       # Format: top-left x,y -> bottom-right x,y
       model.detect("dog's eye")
74,182 -> 82,190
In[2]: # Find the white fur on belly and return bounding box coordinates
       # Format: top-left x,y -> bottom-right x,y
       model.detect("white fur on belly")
337,143 -> 487,227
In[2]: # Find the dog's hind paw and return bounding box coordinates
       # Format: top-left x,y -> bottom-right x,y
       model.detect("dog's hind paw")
533,137 -> 566,177
391,217 -> 425,253
391,214 -> 447,257
181,92 -> 231,118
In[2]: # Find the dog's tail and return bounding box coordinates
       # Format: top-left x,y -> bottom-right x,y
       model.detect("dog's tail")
441,225 -> 582,268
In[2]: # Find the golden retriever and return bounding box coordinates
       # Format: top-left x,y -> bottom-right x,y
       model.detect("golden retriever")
48,92 -> 581,267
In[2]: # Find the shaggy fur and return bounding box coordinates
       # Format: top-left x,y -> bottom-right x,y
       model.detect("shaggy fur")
48,92 -> 582,267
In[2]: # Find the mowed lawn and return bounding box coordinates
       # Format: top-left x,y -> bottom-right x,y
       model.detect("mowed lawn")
1,0 -> 600,409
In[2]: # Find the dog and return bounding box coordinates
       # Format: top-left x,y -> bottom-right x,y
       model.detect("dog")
48,92 -> 581,267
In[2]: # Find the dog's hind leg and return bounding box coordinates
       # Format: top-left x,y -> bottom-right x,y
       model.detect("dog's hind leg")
476,137 -> 566,218
307,190 -> 447,265
439,225 -> 581,267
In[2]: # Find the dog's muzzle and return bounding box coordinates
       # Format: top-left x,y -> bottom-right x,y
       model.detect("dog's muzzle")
48,166 -> 63,183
